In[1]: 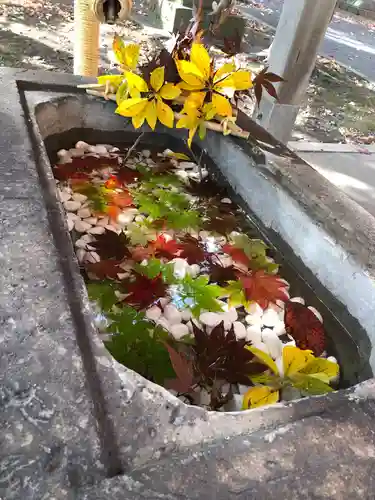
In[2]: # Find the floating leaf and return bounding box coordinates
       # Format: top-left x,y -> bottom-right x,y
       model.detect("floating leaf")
163,342 -> 195,393
87,281 -> 119,312
121,272 -> 167,309
284,301 -> 326,356
282,345 -> 314,378
226,271 -> 289,309
298,357 -> 339,384
207,263 -> 238,286
291,374 -> 334,395
105,306 -> 174,384
85,260 -> 124,280
90,230 -> 130,260
178,274 -> 224,317
247,346 -> 278,375
252,67 -> 284,107
179,234 -> 206,264
192,322 -> 267,386
242,386 -> 279,409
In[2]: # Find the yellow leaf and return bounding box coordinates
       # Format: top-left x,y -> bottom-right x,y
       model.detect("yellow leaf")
231,70 -> 253,90
125,71 -> 148,93
145,99 -> 157,130
112,36 -> 140,70
283,346 -> 314,378
242,386 -> 279,409
188,126 -> 198,148
176,60 -> 205,88
212,93 -> 232,117
150,67 -> 165,92
246,346 -> 279,375
112,34 -> 126,65
291,374 -> 334,395
123,43 -> 140,70
182,92 -> 206,113
190,43 -> 211,80
132,111 -> 146,129
159,83 -> 181,100
116,81 -> 129,105
97,74 -> 124,87
178,81 -> 204,91
165,151 -> 191,160
115,97 -> 148,117
203,102 -> 216,121
298,357 -> 339,384
156,98 -> 174,128
214,61 -> 236,81
176,115 -> 192,129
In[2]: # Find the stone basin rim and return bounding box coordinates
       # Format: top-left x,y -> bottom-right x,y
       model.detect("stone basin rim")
15,70 -> 375,471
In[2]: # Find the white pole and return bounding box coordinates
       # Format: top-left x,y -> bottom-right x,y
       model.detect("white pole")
253,0 -> 337,144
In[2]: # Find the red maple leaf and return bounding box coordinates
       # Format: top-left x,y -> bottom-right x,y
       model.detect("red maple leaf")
132,235 -> 181,262
239,270 -> 289,309
84,260 -> 123,280
284,301 -> 326,356
163,342 -> 195,393
222,243 -> 250,267
178,235 -> 206,264
122,273 -> 167,309
109,190 -> 134,208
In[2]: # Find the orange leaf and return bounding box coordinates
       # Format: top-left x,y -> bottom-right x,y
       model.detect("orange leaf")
240,271 -> 289,309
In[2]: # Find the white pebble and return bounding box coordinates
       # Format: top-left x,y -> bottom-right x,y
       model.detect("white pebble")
327,356 -> 338,364
88,226 -> 106,235
57,149 -> 70,158
117,272 -> 129,280
156,317 -> 170,331
252,341 -> 271,355
77,208 -> 91,219
199,312 -> 222,328
69,148 -> 86,158
164,304 -> 182,325
146,306 -> 162,321
178,161 -> 197,170
142,149 -> 151,158
261,308 -> 280,328
308,306 -> 323,323
72,193 -> 88,203
181,309 -> 192,322
75,238 -> 88,249
221,198 -> 232,204
245,302 -> 264,317
117,210 -> 137,226
84,217 -> 98,225
67,219 -> 74,231
233,321 -> 247,340
90,145 -> 108,155
81,234 -> 94,242
290,296 -> 305,305
189,264 -> 200,277
75,220 -> 92,233
199,230 -> 210,239
97,217 -> 109,227
58,189 -> 71,203
84,252 -> 97,264
64,200 -> 81,212
89,251 -> 101,263
159,297 -> 170,308
67,212 -> 79,222
75,141 -> 90,151
76,248 -> 86,262
223,318 -> 233,330
273,322 -> 286,337
225,307 -> 238,322
238,384 -> 250,395
170,323 -> 190,340
246,325 -> 262,344
262,328 -> 283,359
105,225 -> 120,233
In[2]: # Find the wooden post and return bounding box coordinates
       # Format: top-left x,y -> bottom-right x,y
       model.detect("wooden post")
253,0 -> 337,144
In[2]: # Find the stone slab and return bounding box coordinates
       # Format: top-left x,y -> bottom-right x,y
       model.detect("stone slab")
1,68 -> 375,498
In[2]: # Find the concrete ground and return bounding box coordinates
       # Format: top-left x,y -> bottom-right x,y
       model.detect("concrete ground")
289,142 -> 375,217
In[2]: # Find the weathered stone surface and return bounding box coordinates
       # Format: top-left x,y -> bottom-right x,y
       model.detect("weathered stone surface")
1,68 -> 375,498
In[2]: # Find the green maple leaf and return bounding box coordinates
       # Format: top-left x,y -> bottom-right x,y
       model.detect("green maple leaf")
127,222 -> 155,246
177,275 -> 225,317
87,281 -> 118,312
105,305 -> 175,384
230,234 -> 278,273
166,209 -> 202,230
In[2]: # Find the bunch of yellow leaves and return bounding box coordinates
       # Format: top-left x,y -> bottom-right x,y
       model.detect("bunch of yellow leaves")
97,35 -> 140,103
242,345 -> 339,409
176,42 -> 252,118
115,66 -> 181,129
